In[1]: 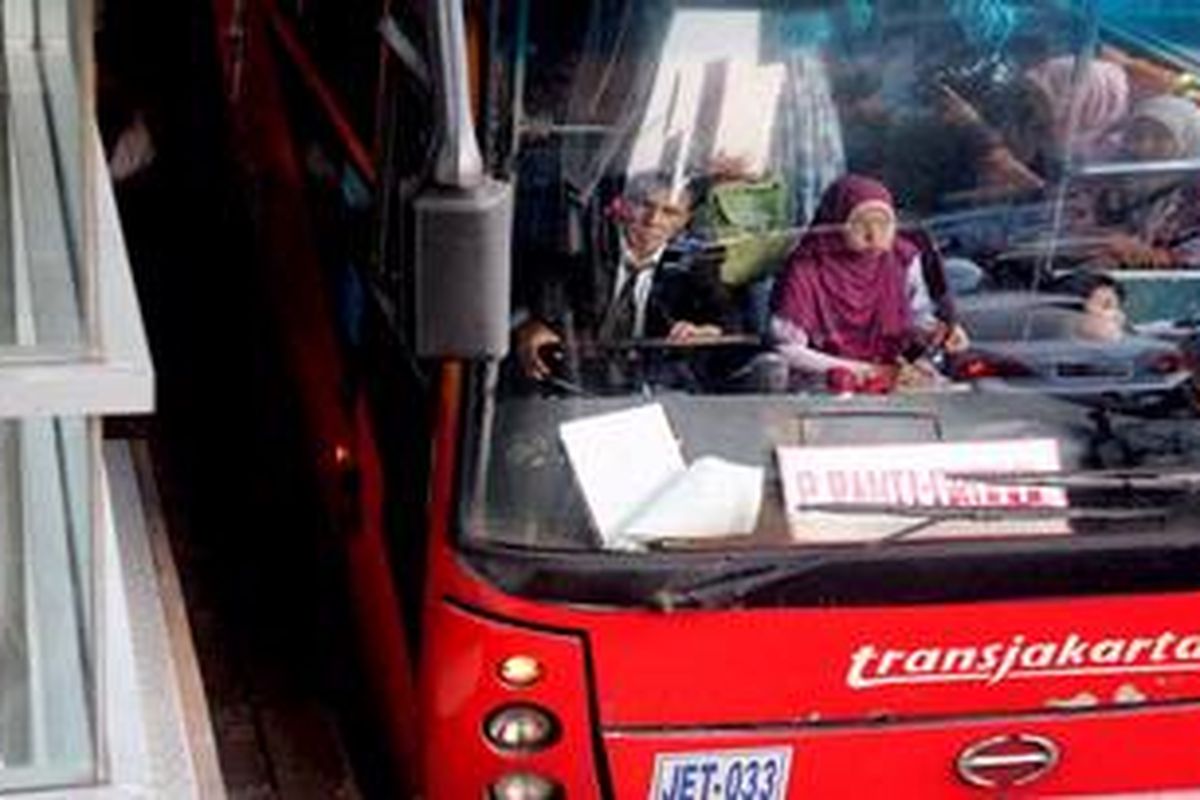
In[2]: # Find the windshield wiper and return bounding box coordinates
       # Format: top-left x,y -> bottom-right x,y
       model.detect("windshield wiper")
798,503 -> 1164,521
946,468 -> 1200,491
657,504 -> 1166,610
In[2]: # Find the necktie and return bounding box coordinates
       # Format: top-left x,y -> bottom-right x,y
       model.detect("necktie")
600,271 -> 639,342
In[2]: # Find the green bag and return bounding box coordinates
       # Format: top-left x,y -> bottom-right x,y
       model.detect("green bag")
693,179 -> 796,286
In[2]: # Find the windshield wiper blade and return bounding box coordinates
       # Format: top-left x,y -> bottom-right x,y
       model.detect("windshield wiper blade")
799,503 -> 1164,522
657,504 -> 1165,610
656,520 -> 941,610
945,468 -> 1200,491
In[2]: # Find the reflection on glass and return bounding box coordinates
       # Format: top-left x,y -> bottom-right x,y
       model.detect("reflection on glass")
474,1 -> 1200,583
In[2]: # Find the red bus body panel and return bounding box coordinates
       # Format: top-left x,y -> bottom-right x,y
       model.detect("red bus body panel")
423,566 -> 1200,798
209,0 -> 418,790
602,704 -> 1200,798
420,374 -> 1200,796
421,458 -> 1200,800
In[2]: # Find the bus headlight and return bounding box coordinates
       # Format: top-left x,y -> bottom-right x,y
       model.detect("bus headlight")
484,704 -> 560,752
498,654 -> 544,688
490,771 -> 561,800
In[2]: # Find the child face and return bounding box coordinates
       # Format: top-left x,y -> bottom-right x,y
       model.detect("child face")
1085,285 -> 1124,321
1081,285 -> 1126,342
844,202 -> 897,253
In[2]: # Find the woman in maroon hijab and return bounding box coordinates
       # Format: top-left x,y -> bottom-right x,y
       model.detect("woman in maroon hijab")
770,175 -> 939,390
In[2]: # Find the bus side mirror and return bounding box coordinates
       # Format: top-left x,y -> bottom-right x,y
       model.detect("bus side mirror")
414,179 -> 513,358
414,0 -> 513,359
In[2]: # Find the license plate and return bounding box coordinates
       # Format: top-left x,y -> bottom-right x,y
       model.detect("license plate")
650,747 -> 792,800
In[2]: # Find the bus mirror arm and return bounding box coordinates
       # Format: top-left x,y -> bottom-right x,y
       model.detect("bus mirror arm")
429,0 -> 483,188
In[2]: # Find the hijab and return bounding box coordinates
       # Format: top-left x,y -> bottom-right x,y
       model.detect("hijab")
1026,56 -> 1129,159
1109,96 -> 1200,245
771,175 -> 917,362
1127,95 -> 1200,159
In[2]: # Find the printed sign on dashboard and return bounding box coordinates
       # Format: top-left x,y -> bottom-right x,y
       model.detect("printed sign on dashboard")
775,439 -> 1068,542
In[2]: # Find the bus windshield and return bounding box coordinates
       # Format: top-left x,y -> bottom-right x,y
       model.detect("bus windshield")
462,0 -> 1200,606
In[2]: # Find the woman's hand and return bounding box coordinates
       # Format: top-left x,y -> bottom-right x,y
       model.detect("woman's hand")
894,358 -> 942,391
932,320 -> 971,354
826,361 -> 894,394
849,361 -> 897,393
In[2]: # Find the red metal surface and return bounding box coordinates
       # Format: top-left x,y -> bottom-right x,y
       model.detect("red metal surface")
603,702 -> 1200,798
419,530 -> 1200,797
418,361 -> 465,794
419,409 -> 1200,794
419,599 -> 604,800
432,563 -> 1200,726
209,0 -> 417,791
418,358 -> 1200,795
347,392 -> 419,778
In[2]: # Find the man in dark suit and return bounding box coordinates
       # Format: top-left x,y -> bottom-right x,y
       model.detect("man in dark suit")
514,174 -> 738,390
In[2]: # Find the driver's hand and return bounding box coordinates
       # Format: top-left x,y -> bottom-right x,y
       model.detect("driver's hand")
667,321 -> 723,342
514,320 -> 562,380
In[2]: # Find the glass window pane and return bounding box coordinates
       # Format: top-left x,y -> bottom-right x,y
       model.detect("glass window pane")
0,417 -> 96,791
454,1 -> 1200,606
0,0 -> 91,361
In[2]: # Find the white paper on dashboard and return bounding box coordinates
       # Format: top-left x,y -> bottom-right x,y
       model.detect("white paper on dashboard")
623,456 -> 764,541
559,405 -> 763,547
558,404 -> 686,543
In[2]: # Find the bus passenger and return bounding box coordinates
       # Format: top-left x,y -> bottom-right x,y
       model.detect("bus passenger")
1090,95 -> 1200,269
899,55 -> 1128,211
769,175 -> 957,391
871,78 -> 1051,215
1025,55 -> 1129,162
514,173 -> 736,384
1074,273 -> 1127,343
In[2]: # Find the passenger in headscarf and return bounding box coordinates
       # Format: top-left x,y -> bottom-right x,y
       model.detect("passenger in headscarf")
1122,95 -> 1200,162
1025,56 -> 1130,161
769,175 -> 952,389
1089,95 -> 1200,268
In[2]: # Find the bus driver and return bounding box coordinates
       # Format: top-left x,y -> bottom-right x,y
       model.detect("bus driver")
514,173 -> 735,384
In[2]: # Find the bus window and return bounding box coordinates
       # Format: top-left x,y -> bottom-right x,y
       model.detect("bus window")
460,0 -> 1200,606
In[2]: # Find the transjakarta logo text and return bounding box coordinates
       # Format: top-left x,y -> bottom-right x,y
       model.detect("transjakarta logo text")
847,632 -> 1200,689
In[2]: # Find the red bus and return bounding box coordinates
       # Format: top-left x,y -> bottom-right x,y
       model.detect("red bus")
219,0 -> 1200,797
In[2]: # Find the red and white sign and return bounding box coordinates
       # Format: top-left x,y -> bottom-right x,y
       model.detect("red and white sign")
775,439 -> 1068,542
